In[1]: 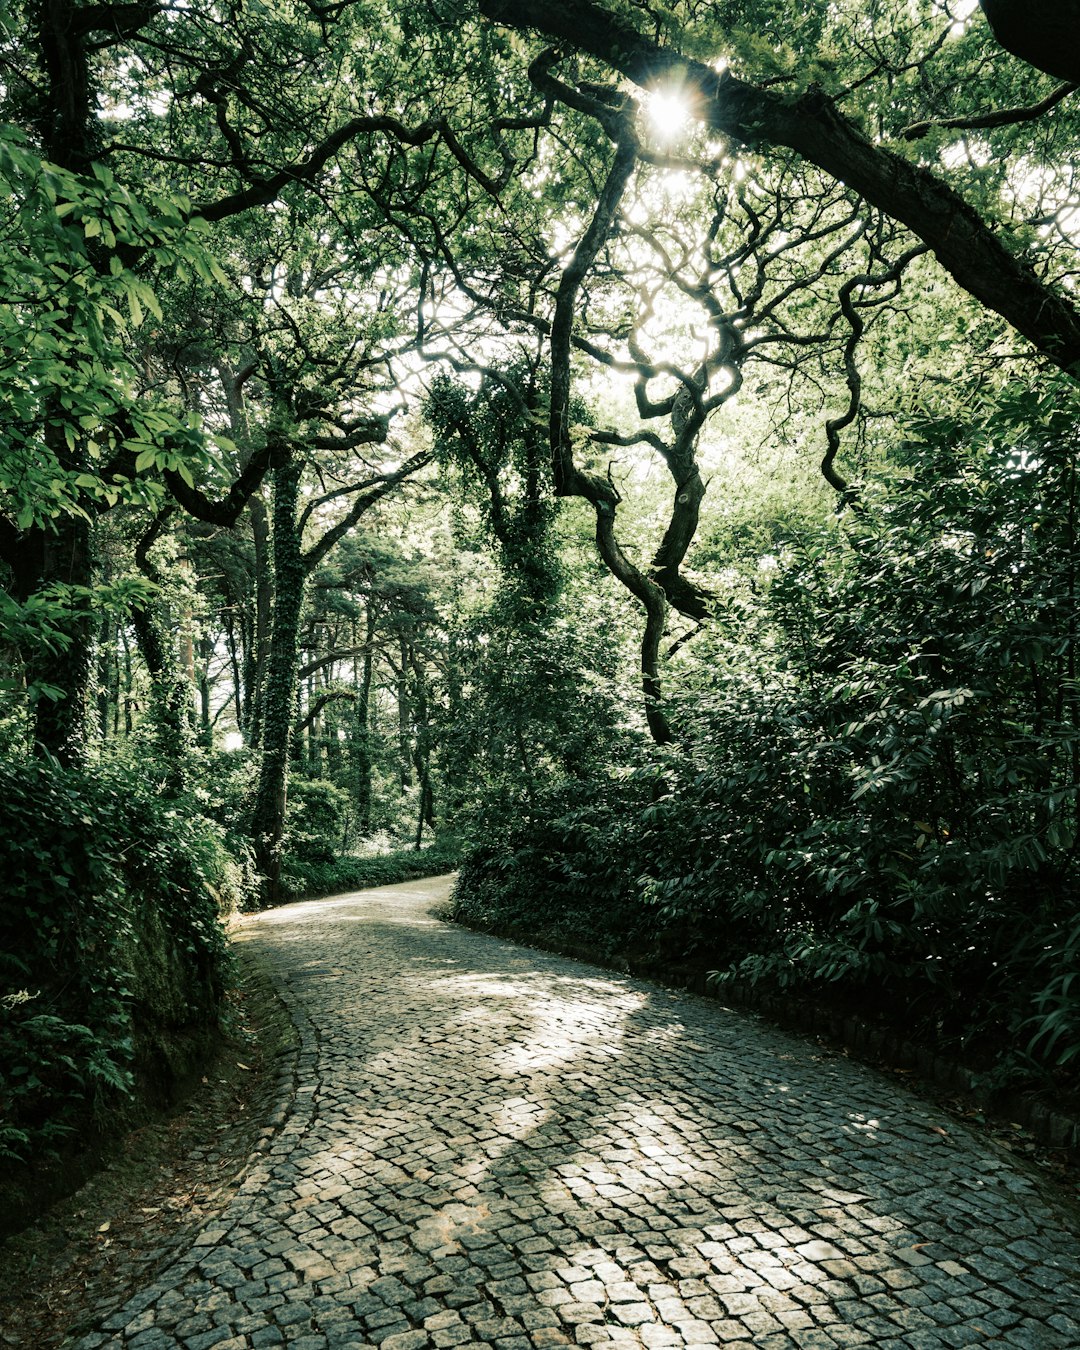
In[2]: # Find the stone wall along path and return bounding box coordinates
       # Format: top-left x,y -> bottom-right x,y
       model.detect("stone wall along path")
74,876 -> 1080,1349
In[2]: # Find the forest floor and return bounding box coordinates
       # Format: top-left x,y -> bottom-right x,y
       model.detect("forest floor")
0,947 -> 294,1349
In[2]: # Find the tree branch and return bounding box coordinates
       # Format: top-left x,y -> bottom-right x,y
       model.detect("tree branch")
901,80 -> 1077,140
294,688 -> 356,736
301,451 -> 433,572
479,0 -> 1080,375
164,441 -> 273,526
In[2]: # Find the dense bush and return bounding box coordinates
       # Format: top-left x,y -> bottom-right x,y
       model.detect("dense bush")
450,768 -> 659,955
444,566 -> 653,950
449,388 -> 1080,1080
284,777 -> 352,865
0,758 -> 242,1165
707,390 -> 1080,1061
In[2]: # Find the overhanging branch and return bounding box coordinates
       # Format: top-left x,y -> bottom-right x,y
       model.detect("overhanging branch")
901,81 -> 1077,140
479,0 -> 1080,375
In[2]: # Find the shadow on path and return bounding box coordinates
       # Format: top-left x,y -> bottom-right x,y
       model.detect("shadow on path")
74,877 -> 1080,1349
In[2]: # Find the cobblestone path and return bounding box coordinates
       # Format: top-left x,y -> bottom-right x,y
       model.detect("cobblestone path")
76,877 -> 1080,1350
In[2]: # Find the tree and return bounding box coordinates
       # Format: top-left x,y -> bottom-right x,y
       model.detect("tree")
249,432 -> 429,899
980,1 -> 1080,81
1,0 -> 478,762
476,0 -> 1080,375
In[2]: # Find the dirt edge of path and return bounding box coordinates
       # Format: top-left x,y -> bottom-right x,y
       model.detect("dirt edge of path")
0,941 -> 296,1350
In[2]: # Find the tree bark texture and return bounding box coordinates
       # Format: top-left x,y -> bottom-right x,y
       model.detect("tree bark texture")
251,452 -> 305,904
545,94 -> 676,744
14,0 -> 98,762
397,635 -> 413,789
245,493 -> 272,748
12,511 -> 95,766
351,607 -> 376,833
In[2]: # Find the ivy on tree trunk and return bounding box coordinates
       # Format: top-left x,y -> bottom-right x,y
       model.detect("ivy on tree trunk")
251,449 -> 305,903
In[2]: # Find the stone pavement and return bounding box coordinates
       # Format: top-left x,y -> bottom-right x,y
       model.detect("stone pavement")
73,876 -> 1080,1349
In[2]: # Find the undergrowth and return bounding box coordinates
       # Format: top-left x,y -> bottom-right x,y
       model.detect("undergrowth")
0,758 -> 241,1170
276,841 -> 460,904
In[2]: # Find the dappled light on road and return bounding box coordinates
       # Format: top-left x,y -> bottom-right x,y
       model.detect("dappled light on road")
72,877 -> 1080,1349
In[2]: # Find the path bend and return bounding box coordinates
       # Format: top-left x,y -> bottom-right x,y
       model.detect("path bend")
74,876 -> 1080,1349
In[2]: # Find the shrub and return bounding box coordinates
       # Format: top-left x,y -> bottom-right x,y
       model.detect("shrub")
284,777 -> 351,865
278,840 -> 460,903
448,765 -> 659,957
0,758 -> 237,1166
445,384 -> 1080,1079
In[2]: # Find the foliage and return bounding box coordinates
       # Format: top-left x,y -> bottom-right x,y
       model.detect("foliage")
448,766 -> 658,957
444,565 -> 652,951
427,364 -> 564,601
0,132 -> 222,532
278,842 -> 461,904
3,0 -> 1080,1140
0,758 -> 237,1164
448,383 -> 1080,1079
285,777 -> 353,866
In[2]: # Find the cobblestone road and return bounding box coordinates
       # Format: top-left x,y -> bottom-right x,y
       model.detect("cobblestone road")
75,877 -> 1080,1349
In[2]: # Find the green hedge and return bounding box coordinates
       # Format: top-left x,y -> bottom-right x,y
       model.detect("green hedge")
0,759 -> 240,1167
277,842 -> 460,903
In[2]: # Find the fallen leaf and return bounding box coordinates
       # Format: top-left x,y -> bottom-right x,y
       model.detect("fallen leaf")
235,1062 -> 250,1071
97,1221 -> 111,1233
930,1126 -> 949,1137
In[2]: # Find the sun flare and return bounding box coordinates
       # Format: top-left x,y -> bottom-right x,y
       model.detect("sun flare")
645,88 -> 691,144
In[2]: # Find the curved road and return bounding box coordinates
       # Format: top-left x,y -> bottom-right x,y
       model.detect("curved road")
75,877 -> 1080,1349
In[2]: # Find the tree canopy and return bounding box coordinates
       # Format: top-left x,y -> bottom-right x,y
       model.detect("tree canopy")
3,0 -> 1080,1163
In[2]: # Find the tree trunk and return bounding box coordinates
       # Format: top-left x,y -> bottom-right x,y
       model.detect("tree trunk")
15,513 -> 95,766
306,669 -> 322,776
409,649 -> 436,849
196,634 -> 214,747
131,514 -> 192,783
980,1 -> 1080,82
251,452 -> 306,904
120,627 -> 134,735
325,700 -> 343,778
397,635 -> 413,788
352,607 -> 376,833
246,492 -> 273,748
223,609 -> 245,737
15,1 -> 97,763
96,614 -> 112,742
543,98 -> 677,744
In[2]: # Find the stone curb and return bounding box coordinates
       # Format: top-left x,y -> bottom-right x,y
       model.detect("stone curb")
688,971 -> 1080,1155
68,952 -> 307,1349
